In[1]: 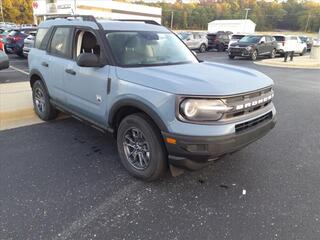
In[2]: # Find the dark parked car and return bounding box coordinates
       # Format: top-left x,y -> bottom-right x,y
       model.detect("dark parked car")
299,36 -> 313,51
4,28 -> 37,57
228,35 -> 277,61
207,32 -> 230,51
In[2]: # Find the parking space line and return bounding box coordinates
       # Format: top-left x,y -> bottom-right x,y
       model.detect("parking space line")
9,66 -> 29,76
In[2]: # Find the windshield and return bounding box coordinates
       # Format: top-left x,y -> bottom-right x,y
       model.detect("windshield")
231,35 -> 245,40
177,32 -> 191,40
239,35 -> 261,43
106,31 -> 198,67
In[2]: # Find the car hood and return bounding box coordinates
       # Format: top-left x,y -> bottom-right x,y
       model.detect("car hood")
115,62 -> 273,96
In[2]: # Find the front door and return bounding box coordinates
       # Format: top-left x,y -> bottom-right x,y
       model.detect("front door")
64,29 -> 110,126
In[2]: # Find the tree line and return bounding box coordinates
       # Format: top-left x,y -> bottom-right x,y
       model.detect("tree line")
1,0 -> 319,32
136,0 -> 320,32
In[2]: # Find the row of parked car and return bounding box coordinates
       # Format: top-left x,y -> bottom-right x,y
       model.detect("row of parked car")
177,31 -> 315,60
0,27 -> 37,57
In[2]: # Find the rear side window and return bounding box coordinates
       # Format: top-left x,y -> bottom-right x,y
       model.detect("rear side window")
35,28 -> 49,49
49,27 -> 72,58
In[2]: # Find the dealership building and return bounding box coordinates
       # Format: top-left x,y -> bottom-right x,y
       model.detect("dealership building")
32,0 -> 162,24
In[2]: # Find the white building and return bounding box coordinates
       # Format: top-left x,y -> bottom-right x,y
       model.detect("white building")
32,0 -> 162,24
208,19 -> 256,34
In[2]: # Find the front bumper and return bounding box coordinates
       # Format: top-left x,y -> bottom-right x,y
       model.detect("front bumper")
228,48 -> 252,57
163,111 -> 276,170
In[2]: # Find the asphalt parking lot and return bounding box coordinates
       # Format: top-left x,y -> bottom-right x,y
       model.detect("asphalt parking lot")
1,52 -> 320,240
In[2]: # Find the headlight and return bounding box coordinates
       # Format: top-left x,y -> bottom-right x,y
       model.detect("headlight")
246,46 -> 252,51
179,99 -> 232,121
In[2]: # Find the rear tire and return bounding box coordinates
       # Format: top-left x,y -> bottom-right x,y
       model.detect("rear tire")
228,55 -> 235,59
300,48 -> 306,56
218,44 -> 224,52
117,113 -> 167,181
32,80 -> 58,121
199,44 -> 206,53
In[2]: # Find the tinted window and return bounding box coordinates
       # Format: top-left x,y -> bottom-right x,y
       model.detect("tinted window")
274,36 -> 285,41
8,30 -> 19,36
231,35 -> 245,40
239,35 -> 261,43
49,27 -> 72,58
35,28 -> 49,49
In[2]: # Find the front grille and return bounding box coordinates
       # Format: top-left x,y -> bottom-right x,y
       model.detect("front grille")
235,112 -> 272,133
223,87 -> 274,119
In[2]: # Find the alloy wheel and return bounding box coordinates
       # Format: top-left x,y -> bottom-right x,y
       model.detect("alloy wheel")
123,127 -> 151,170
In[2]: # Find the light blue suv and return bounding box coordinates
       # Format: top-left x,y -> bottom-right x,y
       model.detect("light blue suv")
29,16 -> 276,180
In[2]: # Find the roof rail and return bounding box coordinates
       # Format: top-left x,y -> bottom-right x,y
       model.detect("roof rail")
114,19 -> 160,26
45,14 -> 98,23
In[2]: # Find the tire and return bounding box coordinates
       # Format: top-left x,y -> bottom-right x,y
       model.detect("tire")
228,55 -> 235,59
217,44 -> 224,52
32,80 -> 58,121
117,113 -> 167,181
300,48 -> 306,56
270,49 -> 276,58
199,43 -> 206,53
251,50 -> 258,61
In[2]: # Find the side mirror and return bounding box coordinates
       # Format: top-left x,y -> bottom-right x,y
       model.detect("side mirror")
186,38 -> 191,41
76,53 -> 100,67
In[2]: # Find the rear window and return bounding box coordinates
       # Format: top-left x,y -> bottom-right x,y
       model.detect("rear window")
274,36 -> 285,41
8,30 -> 19,36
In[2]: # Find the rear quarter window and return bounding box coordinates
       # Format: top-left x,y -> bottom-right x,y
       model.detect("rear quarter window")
35,28 -> 49,50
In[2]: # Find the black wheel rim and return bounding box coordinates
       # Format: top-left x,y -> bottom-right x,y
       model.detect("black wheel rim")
200,45 -> 205,52
34,88 -> 46,113
123,127 -> 151,170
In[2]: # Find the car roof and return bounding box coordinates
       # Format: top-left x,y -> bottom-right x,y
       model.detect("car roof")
38,19 -> 170,33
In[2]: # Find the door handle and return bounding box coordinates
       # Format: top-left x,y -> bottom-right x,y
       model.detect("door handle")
65,69 -> 76,75
41,62 -> 49,67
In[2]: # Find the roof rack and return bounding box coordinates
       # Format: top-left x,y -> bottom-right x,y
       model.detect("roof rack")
114,19 -> 160,26
45,14 -> 98,23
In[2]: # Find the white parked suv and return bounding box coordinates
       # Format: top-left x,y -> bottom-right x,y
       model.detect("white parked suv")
273,35 -> 307,56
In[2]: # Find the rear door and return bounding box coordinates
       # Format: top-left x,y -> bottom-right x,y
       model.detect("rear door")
46,27 -> 74,104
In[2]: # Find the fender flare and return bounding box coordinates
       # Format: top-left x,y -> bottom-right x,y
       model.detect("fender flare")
108,98 -> 169,132
29,69 -> 50,94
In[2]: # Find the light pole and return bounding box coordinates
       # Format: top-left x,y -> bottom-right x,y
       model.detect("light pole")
244,8 -> 251,20
170,11 -> 174,29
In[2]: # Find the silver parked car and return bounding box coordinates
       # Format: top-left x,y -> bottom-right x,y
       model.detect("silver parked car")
177,32 -> 208,53
0,50 -> 9,70
23,31 -> 37,57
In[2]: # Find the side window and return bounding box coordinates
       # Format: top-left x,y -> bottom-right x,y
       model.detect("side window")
49,27 -> 72,58
74,30 -> 100,58
35,28 -> 49,49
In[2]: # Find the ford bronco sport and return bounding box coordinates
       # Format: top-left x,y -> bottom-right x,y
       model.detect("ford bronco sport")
29,16 -> 276,181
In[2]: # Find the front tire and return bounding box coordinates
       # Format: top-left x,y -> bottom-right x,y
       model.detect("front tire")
117,113 -> 167,181
251,50 -> 258,61
270,49 -> 276,58
228,55 -> 235,59
32,80 -> 58,121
